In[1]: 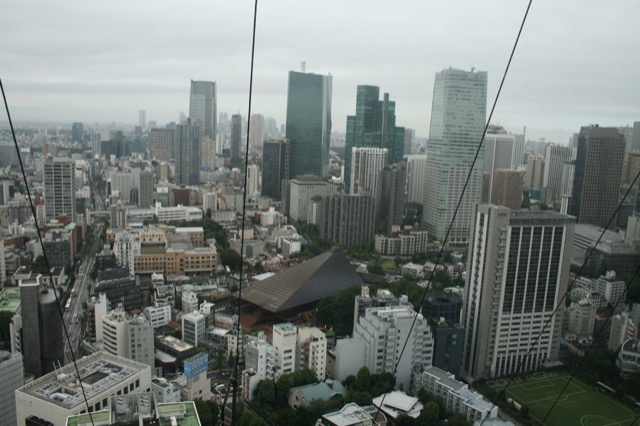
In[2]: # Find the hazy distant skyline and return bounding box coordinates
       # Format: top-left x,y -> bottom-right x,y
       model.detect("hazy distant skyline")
1,0 -> 639,144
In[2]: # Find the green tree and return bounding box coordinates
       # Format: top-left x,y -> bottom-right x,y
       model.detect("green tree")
315,285 -> 361,336
255,379 -> 276,405
521,405 -> 529,419
448,414 -> 471,426
367,262 -> 385,276
418,401 -> 439,425
395,414 -> 417,426
354,366 -> 371,391
221,249 -> 242,272
193,398 -> 218,425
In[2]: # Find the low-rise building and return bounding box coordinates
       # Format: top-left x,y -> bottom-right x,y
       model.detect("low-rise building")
374,229 -> 429,256
617,338 -> 640,373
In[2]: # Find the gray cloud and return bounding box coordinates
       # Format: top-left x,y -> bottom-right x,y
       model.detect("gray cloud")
1,0 -> 639,142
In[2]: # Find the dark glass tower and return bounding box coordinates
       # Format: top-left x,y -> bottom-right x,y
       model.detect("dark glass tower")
231,114 -> 242,163
174,119 -> 200,185
570,126 -> 625,229
344,86 -> 405,192
262,139 -> 290,201
285,71 -> 332,179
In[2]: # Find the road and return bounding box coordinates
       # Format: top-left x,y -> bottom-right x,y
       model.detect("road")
63,233 -> 100,364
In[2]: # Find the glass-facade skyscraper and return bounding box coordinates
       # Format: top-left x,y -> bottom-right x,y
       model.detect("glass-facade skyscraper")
285,71 -> 332,179
174,120 -> 200,186
262,139 -> 290,201
189,80 -> 217,139
344,85 -> 405,193
422,68 -> 487,244
231,114 -> 242,163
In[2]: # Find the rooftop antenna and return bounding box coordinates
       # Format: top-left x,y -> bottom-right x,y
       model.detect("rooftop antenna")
301,61 -> 306,73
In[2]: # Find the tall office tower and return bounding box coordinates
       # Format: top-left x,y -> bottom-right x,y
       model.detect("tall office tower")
189,80 -> 217,139
542,144 -> 575,205
203,192 -> 218,213
249,114 -> 264,149
200,136 -> 217,169
102,305 -> 155,368
513,132 -> 525,168
139,170 -> 154,207
318,194 -> 376,247
246,164 -> 260,199
524,154 -> 544,190
461,205 -> 574,380
110,170 -> 133,203
376,162 -> 406,234
286,71 -> 333,179
350,147 -> 388,195
231,114 -> 242,163
44,157 -> 77,223
19,277 -> 63,378
560,161 -> 575,214
344,85 -> 405,192
262,139 -> 290,201
174,120 -> 201,186
632,122 -> 640,152
139,110 -> 147,129
0,351 -> 23,426
406,155 -> 429,204
571,126 -> 625,229
149,128 -> 174,161
353,305 -> 433,390
273,323 -> 297,378
422,68 -> 487,243
71,122 -> 83,142
404,128 -> 415,155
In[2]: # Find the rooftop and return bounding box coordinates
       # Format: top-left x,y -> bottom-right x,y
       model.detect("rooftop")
157,335 -> 194,353
17,351 -> 150,410
0,287 -> 21,313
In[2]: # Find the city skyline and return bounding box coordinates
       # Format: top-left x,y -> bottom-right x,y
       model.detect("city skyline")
1,1 -> 639,144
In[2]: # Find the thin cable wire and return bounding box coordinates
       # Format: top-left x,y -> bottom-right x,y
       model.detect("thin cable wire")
540,264 -> 640,424
0,78 -> 95,426
372,0 -> 533,419
219,1 -> 259,424
485,138 -> 640,424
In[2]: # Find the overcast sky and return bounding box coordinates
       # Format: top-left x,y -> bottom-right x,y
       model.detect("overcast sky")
1,0 -> 639,143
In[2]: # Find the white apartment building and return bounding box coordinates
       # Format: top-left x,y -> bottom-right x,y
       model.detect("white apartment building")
406,155 -> 429,204
151,377 -> 182,403
297,327 -> 327,381
182,289 -> 199,314
374,230 -> 429,256
242,332 -> 275,400
609,311 -> 636,352
412,366 -> 498,424
94,293 -> 110,343
353,305 -> 433,390
203,192 -> 218,213
289,178 -> 331,221
182,311 -> 206,346
273,322 -> 297,378
144,304 -> 172,329
15,351 -> 151,426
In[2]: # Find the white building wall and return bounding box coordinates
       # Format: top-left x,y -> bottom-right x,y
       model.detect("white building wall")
273,323 -> 297,378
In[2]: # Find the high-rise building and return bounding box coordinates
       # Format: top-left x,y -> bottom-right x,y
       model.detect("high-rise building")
189,80 -> 217,139
524,154 -> 545,191
461,205 -> 574,380
318,194 -> 376,247
231,114 -> 242,163
139,170 -> 154,207
262,139 -> 290,201
249,114 -> 264,149
483,169 -> 524,209
44,157 -> 77,223
632,121 -> 640,152
376,162 -> 406,234
18,276 -> 64,378
149,128 -> 174,161
571,126 -> 625,229
350,147 -> 388,195
344,86 -> 405,192
422,68 -> 487,243
246,164 -> 260,199
286,71 -> 332,178
174,120 -> 200,186
139,110 -> 147,129
0,351 -> 24,426
542,144 -> 575,205
110,170 -> 134,204
296,327 -> 327,381
71,122 -> 83,142
288,176 -> 332,221
406,155 -> 429,205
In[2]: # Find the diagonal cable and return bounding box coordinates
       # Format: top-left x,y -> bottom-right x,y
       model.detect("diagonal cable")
1,78 -> 95,426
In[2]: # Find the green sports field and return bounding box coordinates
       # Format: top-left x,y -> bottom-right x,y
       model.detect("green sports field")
488,372 -> 638,426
